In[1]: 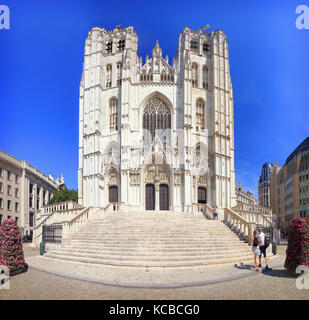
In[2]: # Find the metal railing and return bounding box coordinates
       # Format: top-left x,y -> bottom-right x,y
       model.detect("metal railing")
42,224 -> 63,244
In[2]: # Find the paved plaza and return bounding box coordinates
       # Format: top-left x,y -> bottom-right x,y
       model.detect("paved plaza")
1,244 -> 309,300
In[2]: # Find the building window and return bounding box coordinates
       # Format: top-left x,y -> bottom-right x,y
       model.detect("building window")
143,96 -> 171,145
191,63 -> 198,88
15,174 -> 19,184
29,213 -> 34,227
0,214 -> 2,225
106,64 -> 112,88
37,200 -> 39,210
15,202 -> 19,212
116,62 -> 122,85
109,98 -> 118,131
117,39 -> 125,51
0,198 -> 2,209
203,42 -> 210,52
30,183 -> 33,194
15,188 -> 19,198
196,99 -> 205,131
7,200 -> 11,210
190,40 -> 198,52
203,66 -> 209,89
29,197 -> 33,208
106,41 -> 112,54
15,217 -> 18,225
0,168 -> 2,177
7,185 -> 11,196
0,182 -> 2,193
7,170 -> 11,181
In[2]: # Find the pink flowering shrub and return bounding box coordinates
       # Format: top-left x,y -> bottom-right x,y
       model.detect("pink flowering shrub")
284,218 -> 309,273
0,218 -> 25,274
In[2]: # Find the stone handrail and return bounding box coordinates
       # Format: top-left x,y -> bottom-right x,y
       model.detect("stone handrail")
224,207 -> 255,245
62,206 -> 94,242
235,210 -> 273,228
32,206 -> 84,246
192,203 -> 214,220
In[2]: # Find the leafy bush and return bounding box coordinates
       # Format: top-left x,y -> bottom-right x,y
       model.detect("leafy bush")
0,218 -> 25,274
48,189 -> 78,204
284,218 -> 309,273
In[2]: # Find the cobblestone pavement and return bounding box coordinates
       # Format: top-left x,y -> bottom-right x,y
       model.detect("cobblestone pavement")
1,244 -> 309,300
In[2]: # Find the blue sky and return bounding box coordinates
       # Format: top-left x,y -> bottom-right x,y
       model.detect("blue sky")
1,0 -> 308,196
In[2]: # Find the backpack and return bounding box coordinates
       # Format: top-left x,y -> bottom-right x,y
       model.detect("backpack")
264,235 -> 270,248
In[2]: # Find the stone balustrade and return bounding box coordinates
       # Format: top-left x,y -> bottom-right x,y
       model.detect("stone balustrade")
192,203 -> 214,220
33,203 -> 85,246
224,208 -> 254,245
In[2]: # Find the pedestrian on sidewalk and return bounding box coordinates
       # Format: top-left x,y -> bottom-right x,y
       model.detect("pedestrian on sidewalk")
252,230 -> 261,271
257,227 -> 269,271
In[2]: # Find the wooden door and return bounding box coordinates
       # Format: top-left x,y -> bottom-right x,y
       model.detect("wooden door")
198,187 -> 207,204
145,184 -> 155,210
159,184 -> 169,210
109,186 -> 118,203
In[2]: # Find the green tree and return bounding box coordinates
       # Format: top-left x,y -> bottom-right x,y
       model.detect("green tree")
48,189 -> 78,205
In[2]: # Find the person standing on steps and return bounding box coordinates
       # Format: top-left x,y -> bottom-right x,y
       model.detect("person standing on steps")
213,206 -> 219,220
252,230 -> 260,271
257,227 -> 269,271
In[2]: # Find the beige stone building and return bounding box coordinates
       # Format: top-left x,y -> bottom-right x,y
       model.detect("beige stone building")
270,137 -> 309,235
0,150 -> 64,237
235,182 -> 257,205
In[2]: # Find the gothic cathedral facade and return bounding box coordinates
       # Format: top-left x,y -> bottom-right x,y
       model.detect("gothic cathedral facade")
78,26 -> 236,212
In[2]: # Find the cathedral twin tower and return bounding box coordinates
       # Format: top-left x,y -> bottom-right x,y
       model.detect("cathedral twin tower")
78,25 -> 236,213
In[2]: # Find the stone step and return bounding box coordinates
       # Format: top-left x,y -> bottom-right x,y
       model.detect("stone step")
48,247 -> 251,257
43,253 -> 253,267
70,238 -> 245,245
68,243 -> 249,251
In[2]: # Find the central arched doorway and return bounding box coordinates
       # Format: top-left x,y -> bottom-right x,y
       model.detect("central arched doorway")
143,164 -> 171,211
159,184 -> 169,210
145,184 -> 155,210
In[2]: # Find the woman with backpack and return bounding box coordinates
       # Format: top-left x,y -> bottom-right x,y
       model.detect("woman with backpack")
252,230 -> 261,271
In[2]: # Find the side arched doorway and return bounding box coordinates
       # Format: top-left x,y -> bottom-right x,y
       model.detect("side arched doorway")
109,186 -> 118,203
198,187 -> 207,204
145,184 -> 155,210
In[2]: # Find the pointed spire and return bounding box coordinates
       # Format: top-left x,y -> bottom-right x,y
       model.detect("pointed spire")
152,40 -> 162,57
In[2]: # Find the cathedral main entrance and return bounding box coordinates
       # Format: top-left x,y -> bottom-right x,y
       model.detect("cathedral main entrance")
144,164 -> 171,211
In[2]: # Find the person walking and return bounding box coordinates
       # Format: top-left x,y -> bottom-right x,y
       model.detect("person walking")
252,230 -> 260,271
257,227 -> 269,271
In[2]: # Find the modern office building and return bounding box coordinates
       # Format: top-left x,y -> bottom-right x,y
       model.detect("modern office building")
258,162 -> 273,207
270,137 -> 309,234
0,150 -> 64,236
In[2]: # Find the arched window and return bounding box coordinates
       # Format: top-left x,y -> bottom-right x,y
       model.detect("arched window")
106,64 -> 112,88
192,63 -> 198,87
116,62 -> 122,85
143,97 -> 171,145
196,99 -> 205,131
109,98 -> 118,131
203,66 -> 209,89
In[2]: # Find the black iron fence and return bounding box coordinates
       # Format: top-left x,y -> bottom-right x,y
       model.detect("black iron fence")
42,224 -> 63,244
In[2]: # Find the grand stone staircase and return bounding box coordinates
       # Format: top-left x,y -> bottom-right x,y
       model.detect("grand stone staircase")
42,210 -> 254,268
